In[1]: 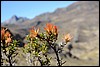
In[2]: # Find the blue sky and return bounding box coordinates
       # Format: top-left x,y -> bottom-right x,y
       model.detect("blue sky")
1,1 -> 76,22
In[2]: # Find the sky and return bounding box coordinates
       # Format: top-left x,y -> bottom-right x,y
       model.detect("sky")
1,1 -> 76,22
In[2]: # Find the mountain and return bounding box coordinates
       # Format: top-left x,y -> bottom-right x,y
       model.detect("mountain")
1,1 -> 99,65
2,15 -> 30,24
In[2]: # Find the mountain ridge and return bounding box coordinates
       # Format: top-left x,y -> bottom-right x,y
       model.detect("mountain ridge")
2,15 -> 30,24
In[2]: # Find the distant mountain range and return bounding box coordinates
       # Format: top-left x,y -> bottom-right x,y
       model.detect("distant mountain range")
1,1 -> 99,62
2,1 -> 99,41
2,15 -> 29,24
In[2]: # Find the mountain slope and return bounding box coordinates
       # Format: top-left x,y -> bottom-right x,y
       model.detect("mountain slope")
1,1 -> 99,64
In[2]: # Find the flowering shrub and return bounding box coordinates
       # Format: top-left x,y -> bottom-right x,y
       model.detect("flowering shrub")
1,23 -> 72,66
1,27 -> 19,66
23,23 -> 72,66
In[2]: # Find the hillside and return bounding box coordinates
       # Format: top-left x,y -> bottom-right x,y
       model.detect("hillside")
1,1 -> 99,66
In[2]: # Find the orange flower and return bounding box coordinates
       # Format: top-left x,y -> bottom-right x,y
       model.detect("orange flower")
5,37 -> 12,44
4,31 -> 11,38
52,26 -> 58,36
29,27 -> 39,38
64,33 -> 72,43
1,28 -> 6,40
44,23 -> 53,34
44,23 -> 58,36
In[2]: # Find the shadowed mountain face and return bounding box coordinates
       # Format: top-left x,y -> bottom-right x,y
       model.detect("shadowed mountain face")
1,1 -> 99,62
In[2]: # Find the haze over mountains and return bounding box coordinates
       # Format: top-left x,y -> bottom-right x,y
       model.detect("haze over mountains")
1,1 -> 99,65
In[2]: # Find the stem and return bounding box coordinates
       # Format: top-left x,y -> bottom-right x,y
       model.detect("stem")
53,48 -> 61,66
38,57 -> 43,66
8,56 -> 12,66
3,46 -> 12,66
8,49 -> 13,66
49,43 -> 61,66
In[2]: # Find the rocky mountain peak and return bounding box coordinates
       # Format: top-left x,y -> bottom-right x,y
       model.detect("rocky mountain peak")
11,15 -> 18,20
2,15 -> 29,24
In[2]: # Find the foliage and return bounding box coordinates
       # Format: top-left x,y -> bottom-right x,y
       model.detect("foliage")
1,23 -> 72,66
1,27 -> 19,66
23,23 -> 72,66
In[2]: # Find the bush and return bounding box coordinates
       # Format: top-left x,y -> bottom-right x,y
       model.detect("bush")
1,23 -> 72,66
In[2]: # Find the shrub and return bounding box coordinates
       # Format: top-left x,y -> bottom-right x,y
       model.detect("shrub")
1,27 -> 19,66
23,23 -> 72,66
1,23 -> 72,66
